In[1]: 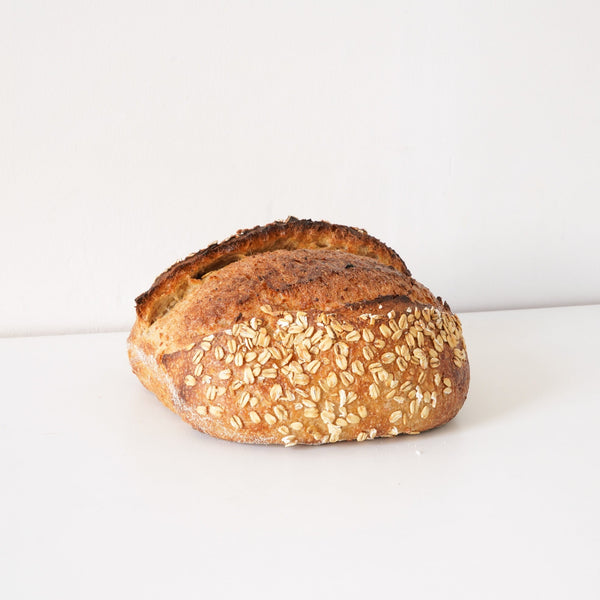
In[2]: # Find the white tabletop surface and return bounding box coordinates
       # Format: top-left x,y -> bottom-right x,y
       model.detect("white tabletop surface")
1,305 -> 599,599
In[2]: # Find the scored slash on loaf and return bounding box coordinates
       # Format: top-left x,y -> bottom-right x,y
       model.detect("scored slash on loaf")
128,218 -> 469,446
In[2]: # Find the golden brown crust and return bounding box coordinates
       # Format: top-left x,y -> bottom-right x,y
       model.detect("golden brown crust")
128,218 -> 469,445
134,217 -> 411,326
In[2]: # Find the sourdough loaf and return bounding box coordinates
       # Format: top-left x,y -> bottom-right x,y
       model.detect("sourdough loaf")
128,218 -> 469,445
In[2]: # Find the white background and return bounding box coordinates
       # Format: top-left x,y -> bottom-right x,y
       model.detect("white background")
2,0 -> 599,337
2,5 -> 600,596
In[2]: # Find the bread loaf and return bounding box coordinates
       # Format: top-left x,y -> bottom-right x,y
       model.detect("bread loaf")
128,218 -> 469,446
